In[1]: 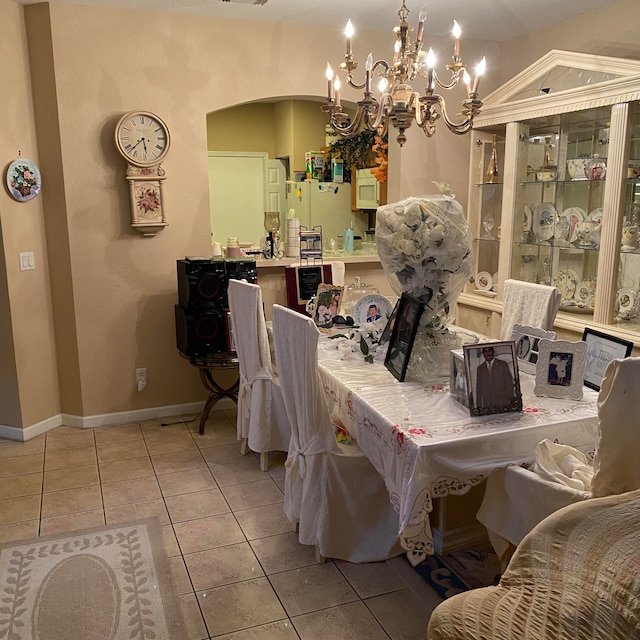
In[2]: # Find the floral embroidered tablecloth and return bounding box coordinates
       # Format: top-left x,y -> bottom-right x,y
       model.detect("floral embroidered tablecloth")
317,337 -> 599,566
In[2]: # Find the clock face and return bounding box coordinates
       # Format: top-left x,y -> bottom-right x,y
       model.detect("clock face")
115,111 -> 170,167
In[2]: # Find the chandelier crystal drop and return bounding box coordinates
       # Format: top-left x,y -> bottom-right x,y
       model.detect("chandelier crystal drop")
322,1 -> 486,146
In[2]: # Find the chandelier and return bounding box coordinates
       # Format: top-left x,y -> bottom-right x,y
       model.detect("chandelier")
322,1 -> 486,146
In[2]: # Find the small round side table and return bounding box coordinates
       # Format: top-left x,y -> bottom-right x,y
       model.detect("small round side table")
182,353 -> 239,434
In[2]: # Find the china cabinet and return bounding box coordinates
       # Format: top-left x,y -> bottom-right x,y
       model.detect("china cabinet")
461,50 -> 640,345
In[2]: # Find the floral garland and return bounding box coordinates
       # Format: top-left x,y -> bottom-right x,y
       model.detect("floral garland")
328,318 -> 387,363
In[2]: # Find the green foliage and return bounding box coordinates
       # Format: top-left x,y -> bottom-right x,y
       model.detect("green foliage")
326,130 -> 379,172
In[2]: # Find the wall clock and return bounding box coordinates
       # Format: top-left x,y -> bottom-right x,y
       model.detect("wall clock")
115,110 -> 171,236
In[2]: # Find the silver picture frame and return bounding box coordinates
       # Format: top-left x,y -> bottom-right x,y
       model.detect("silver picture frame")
510,324 -> 557,374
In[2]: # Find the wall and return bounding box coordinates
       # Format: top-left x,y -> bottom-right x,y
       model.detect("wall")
0,1 -> 59,433
9,2 -> 433,432
207,103 -> 276,156
499,0 -> 640,83
3,0 -> 635,434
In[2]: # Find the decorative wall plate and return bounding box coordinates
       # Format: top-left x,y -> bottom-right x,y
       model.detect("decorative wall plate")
617,288 -> 636,314
532,202 -> 557,241
475,271 -> 493,291
561,207 -> 586,243
588,208 -> 603,222
575,279 -> 596,306
6,157 -> 41,202
553,269 -> 579,300
352,294 -> 393,325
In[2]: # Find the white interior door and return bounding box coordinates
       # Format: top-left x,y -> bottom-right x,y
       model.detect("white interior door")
265,159 -> 286,222
208,152 -> 267,248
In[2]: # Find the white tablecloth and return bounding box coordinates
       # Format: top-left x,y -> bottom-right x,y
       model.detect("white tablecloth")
316,336 -> 599,565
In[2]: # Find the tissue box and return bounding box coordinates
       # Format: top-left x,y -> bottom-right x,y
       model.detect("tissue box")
450,348 -> 470,408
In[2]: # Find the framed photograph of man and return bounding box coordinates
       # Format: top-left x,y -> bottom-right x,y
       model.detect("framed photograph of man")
534,338 -> 587,400
312,284 -> 343,329
463,341 -> 522,416
384,293 -> 423,382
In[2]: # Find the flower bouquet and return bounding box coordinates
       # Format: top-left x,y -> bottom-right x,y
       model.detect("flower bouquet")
376,190 -> 476,381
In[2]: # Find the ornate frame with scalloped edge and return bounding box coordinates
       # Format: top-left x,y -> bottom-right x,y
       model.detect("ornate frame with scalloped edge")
534,338 -> 587,401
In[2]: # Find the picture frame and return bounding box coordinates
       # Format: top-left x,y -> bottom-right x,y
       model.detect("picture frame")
384,293 -> 423,382
379,299 -> 400,346
582,327 -> 634,391
463,341 -> 522,416
534,338 -> 587,400
511,324 -> 557,374
312,284 -> 344,329
449,348 -> 469,408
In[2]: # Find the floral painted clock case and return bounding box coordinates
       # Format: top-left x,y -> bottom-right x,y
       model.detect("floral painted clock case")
463,49 -> 640,345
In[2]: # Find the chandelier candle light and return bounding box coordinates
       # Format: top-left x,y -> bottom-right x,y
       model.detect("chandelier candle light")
323,1 -> 486,146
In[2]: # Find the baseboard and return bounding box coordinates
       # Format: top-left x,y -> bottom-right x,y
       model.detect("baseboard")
0,397 -> 236,442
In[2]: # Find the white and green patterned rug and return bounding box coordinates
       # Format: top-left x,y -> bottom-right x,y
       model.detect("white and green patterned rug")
0,519 -> 184,639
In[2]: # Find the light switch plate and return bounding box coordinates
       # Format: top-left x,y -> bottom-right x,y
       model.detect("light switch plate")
19,252 -> 35,271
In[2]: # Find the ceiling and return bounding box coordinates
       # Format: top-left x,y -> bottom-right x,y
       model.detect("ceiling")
14,0 -> 609,42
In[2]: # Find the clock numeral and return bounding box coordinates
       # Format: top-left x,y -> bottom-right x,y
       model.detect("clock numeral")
132,150 -> 138,158
139,115 -> 145,124
124,144 -> 132,151
155,144 -> 163,151
129,118 -> 137,127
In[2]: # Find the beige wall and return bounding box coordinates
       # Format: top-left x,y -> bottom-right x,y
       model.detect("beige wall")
499,0 -> 640,83
2,0 -> 638,433
207,102 -> 276,156
0,1 -> 59,429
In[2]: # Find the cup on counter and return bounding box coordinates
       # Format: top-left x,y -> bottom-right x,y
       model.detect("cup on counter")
343,229 -> 354,253
226,237 -> 242,258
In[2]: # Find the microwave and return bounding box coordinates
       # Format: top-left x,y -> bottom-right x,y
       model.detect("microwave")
355,168 -> 380,210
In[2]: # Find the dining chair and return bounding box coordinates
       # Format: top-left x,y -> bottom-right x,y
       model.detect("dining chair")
477,356 -> 640,568
271,304 -> 402,563
499,278 -> 562,340
227,279 -> 290,471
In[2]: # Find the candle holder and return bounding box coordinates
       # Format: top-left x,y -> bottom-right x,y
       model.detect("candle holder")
264,211 -> 281,259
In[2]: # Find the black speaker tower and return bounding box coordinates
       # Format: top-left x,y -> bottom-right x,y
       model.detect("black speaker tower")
175,257 -> 257,358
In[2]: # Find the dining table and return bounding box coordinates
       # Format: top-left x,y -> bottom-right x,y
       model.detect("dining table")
316,330 -> 599,566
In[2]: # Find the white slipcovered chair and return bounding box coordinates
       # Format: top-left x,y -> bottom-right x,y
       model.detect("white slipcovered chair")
227,279 -> 290,471
271,304 -> 402,563
499,278 -> 562,340
428,488 -> 640,640
477,356 -> 640,567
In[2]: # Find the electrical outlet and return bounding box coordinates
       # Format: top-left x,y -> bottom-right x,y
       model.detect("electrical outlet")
136,368 -> 146,385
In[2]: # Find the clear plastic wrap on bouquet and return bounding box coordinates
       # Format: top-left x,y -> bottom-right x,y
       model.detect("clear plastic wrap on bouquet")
376,192 -> 475,383
376,193 -> 473,329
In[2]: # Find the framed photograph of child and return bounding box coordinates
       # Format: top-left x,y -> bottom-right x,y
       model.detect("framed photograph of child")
384,293 -> 423,382
534,338 -> 587,400
463,341 -> 522,416
312,284 -> 343,329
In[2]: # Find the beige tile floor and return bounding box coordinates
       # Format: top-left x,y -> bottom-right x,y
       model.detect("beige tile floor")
0,409 -> 441,639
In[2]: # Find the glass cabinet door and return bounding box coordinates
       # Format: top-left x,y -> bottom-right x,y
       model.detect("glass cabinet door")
614,102 -> 640,331
468,130 -> 506,297
510,106 -> 612,317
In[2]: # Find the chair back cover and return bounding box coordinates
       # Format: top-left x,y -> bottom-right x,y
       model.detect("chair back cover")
271,304 -> 337,521
228,280 -> 289,452
591,357 -> 640,497
500,279 -> 561,340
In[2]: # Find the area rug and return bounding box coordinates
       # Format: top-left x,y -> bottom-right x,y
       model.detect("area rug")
409,543 -> 501,599
0,519 -> 184,640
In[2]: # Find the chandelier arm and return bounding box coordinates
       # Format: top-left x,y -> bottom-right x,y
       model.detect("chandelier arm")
430,94 -> 475,136
367,93 -> 393,133
432,68 -> 464,91
331,106 -> 366,138
345,75 -> 367,91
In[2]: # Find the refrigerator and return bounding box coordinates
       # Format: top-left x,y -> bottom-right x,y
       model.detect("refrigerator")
286,180 -> 368,249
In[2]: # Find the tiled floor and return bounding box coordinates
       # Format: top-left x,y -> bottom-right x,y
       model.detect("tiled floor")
0,409 -> 441,639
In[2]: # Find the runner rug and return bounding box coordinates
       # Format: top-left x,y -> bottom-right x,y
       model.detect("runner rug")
410,543 -> 501,599
0,519 -> 184,640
